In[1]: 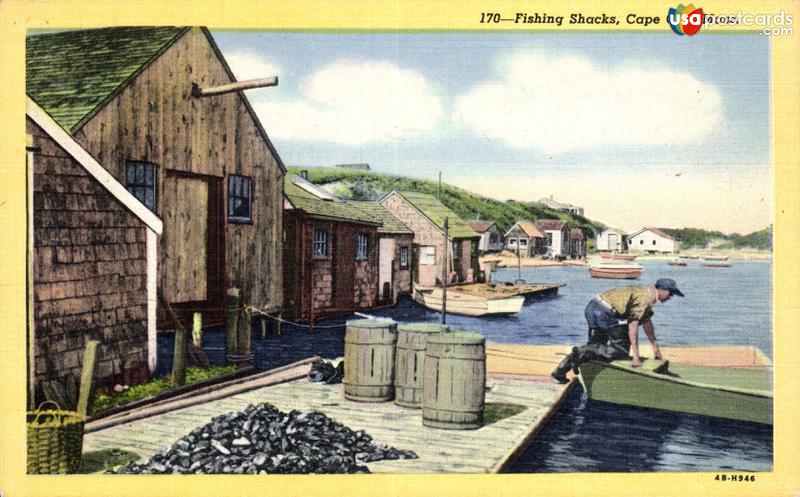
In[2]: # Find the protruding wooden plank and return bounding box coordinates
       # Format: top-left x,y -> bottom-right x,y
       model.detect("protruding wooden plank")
77,340 -> 100,416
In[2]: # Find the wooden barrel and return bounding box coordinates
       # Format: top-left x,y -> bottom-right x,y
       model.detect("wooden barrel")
394,323 -> 450,408
422,331 -> 486,429
343,319 -> 398,402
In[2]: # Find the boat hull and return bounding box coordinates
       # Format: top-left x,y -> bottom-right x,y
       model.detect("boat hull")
598,253 -> 637,261
588,267 -> 643,279
578,360 -> 772,425
414,287 -> 524,316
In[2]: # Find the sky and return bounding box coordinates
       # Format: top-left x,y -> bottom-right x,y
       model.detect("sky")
211,31 -> 772,234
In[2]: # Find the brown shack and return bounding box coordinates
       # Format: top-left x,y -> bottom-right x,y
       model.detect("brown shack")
380,191 -> 480,287
26,27 -> 285,327
283,177 -> 381,323
27,97 -> 163,400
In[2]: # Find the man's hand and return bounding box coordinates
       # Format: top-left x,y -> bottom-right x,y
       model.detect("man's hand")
630,356 -> 642,367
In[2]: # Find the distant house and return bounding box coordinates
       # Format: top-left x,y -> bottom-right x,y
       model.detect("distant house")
596,228 -> 628,252
568,228 -> 587,258
538,195 -> 584,217
27,97 -> 163,400
504,221 -> 545,257
283,176 -> 381,323
348,201 -> 414,304
534,220 -> 571,257
628,227 -> 679,254
27,27 -> 286,329
380,192 -> 480,286
466,220 -> 504,253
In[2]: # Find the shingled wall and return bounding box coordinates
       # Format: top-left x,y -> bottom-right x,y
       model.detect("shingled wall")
28,117 -> 150,398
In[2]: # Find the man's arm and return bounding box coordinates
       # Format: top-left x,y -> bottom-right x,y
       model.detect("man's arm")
628,320 -> 641,366
642,320 -> 662,359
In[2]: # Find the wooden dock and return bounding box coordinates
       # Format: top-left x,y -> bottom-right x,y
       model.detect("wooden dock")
82,344 -> 574,473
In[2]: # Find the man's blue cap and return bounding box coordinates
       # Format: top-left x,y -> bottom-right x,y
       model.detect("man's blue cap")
655,278 -> 684,297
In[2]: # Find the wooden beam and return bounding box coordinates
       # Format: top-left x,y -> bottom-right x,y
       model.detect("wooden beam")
191,77 -> 278,97
77,340 -> 99,416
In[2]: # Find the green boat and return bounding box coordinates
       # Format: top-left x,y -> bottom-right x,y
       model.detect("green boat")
577,358 -> 773,425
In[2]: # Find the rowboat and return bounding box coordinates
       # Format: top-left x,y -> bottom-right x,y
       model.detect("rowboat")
703,260 -> 731,268
703,254 -> 729,261
577,358 -> 772,425
587,262 -> 644,279
667,258 -> 687,267
413,285 -> 524,316
598,252 -> 637,261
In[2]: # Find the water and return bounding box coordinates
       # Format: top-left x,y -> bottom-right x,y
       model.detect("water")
156,259 -> 773,472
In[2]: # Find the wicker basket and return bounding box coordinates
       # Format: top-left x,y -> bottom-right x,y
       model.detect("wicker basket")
27,401 -> 85,474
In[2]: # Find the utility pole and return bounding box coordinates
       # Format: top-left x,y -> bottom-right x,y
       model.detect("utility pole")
442,217 -> 448,325
438,171 -> 442,201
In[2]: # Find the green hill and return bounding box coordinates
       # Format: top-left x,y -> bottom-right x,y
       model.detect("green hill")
661,227 -> 772,251
286,167 -> 606,238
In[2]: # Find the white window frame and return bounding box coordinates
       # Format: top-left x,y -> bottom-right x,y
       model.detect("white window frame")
313,230 -> 328,258
356,233 -> 369,260
420,246 -> 436,265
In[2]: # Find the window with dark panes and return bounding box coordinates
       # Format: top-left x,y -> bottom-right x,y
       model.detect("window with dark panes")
228,175 -> 252,222
399,246 -> 409,268
356,233 -> 369,260
125,161 -> 156,211
451,241 -> 459,260
313,230 -> 328,257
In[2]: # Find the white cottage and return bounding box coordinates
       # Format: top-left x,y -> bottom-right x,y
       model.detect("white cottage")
534,219 -> 570,257
596,228 -> 628,252
628,227 -> 679,254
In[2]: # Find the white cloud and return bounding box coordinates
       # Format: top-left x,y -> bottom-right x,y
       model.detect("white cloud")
225,51 -> 282,82
453,52 -> 724,155
252,59 -> 443,146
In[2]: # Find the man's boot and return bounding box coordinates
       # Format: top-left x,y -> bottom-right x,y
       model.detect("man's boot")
551,349 -> 576,384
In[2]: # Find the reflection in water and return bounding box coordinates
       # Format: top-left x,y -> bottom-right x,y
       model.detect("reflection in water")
506,387 -> 772,473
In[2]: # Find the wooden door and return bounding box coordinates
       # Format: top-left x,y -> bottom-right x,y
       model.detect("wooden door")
378,238 -> 395,302
163,174 -> 208,303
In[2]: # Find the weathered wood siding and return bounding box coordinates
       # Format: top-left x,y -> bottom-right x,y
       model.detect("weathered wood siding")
73,27 -> 283,317
381,194 -> 477,286
28,117 -> 150,397
392,234 -> 413,297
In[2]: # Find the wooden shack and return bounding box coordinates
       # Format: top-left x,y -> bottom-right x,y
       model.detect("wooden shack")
569,228 -> 587,258
533,219 -> 570,257
283,176 -> 381,323
466,220 -> 504,254
348,201 -> 414,304
504,221 -> 545,257
380,191 -> 480,287
27,97 -> 163,399
26,27 -> 285,327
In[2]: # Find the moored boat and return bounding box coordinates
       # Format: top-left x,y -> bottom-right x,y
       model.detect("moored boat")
413,285 -> 524,316
598,252 -> 637,261
587,262 -> 644,279
703,260 -> 731,268
667,258 -> 688,267
703,254 -> 730,261
577,358 -> 772,425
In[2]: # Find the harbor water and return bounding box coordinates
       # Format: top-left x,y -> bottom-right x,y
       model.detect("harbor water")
157,258 -> 773,472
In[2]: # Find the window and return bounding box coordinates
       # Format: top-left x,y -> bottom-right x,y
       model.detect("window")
652,240 -> 657,245
420,246 -> 436,265
126,161 -> 156,211
356,233 -> 369,260
519,239 -> 528,246
640,240 -> 644,245
228,175 -> 252,222
546,233 -> 553,246
313,230 -> 328,257
451,241 -> 459,260
399,246 -> 409,268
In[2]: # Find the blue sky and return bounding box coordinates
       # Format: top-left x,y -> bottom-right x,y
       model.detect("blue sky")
211,31 -> 771,233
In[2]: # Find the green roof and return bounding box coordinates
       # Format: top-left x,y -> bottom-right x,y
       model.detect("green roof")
346,201 -> 412,234
27,27 -> 187,131
284,177 -> 380,225
392,191 -> 479,239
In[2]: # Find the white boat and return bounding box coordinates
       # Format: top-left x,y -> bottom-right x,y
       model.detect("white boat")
587,262 -> 644,279
413,285 -> 524,316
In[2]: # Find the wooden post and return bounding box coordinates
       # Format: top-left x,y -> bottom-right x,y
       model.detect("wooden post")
259,316 -> 267,339
77,340 -> 99,417
226,288 -> 240,358
171,323 -> 188,387
237,307 -> 253,366
276,313 -> 283,336
192,312 -> 203,348
442,217 -> 448,325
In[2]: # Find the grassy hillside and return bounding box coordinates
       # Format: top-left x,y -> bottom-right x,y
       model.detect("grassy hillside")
287,167 -> 606,237
661,227 -> 771,251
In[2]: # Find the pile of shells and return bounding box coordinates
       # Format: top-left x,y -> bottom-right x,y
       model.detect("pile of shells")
117,403 -> 417,474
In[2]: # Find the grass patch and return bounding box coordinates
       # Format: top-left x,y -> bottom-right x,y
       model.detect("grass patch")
484,402 -> 528,425
78,448 -> 141,474
91,365 -> 238,414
